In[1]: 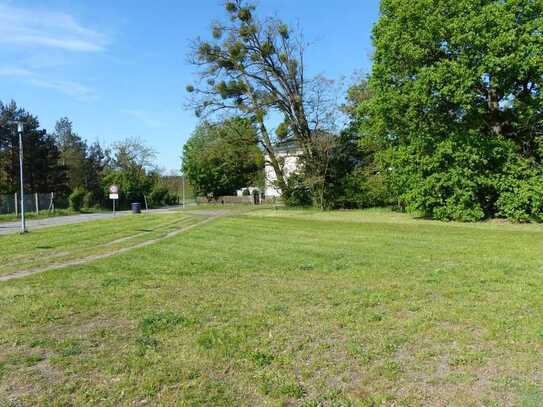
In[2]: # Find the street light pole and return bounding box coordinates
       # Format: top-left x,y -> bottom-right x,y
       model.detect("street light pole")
17,122 -> 25,233
8,121 -> 26,233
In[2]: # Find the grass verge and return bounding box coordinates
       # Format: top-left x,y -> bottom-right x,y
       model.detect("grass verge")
0,208 -> 104,223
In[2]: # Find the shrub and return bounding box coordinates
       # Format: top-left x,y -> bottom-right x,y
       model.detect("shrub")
496,162 -> 543,223
82,192 -> 94,209
497,184 -> 543,222
331,166 -> 390,209
283,173 -> 312,207
69,187 -> 87,211
149,185 -> 177,208
382,135 -> 514,221
375,134 -> 543,223
165,192 -> 178,205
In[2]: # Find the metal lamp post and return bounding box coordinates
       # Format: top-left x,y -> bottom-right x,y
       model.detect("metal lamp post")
16,122 -> 25,233
8,121 -> 25,233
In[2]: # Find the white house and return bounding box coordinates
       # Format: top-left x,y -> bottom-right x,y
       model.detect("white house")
264,145 -> 303,198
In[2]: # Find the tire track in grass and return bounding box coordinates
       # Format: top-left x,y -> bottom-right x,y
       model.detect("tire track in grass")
0,216 -> 195,272
0,217 -> 214,282
99,216 -> 195,245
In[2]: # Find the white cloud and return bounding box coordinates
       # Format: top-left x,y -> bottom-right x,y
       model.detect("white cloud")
122,110 -> 164,128
0,66 -> 96,101
29,78 -> 96,100
0,3 -> 108,52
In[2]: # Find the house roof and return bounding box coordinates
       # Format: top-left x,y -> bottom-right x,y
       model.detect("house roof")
272,141 -> 303,154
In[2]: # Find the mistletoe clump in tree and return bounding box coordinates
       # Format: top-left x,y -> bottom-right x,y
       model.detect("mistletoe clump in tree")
187,0 -> 339,208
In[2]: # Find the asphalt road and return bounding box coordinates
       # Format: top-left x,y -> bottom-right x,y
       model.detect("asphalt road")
0,207 -> 184,235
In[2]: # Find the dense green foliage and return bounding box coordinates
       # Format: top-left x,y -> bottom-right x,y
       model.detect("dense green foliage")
101,173 -> 154,207
52,117 -> 110,206
357,0 -> 543,221
54,118 -> 88,192
282,173 -> 312,207
0,101 -> 68,194
185,0 -> 541,219
0,101 -> 181,211
182,118 -> 263,197
148,185 -> 178,207
68,187 -> 86,211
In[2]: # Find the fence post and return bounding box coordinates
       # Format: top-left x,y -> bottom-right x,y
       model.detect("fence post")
35,192 -> 39,215
14,193 -> 18,216
50,192 -> 55,212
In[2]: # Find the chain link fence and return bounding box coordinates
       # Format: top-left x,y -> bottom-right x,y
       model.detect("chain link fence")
0,193 -> 69,214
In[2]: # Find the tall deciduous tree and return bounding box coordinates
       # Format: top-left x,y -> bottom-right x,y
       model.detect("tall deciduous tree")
182,117 -> 263,197
359,0 -> 543,221
102,138 -> 157,206
187,0 -> 338,205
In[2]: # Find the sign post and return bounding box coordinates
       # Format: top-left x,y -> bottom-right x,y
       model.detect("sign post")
109,185 -> 119,216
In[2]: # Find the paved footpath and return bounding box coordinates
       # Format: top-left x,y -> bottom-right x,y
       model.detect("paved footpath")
0,207 -> 184,235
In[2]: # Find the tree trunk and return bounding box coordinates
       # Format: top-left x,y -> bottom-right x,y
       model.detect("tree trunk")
487,81 -> 503,136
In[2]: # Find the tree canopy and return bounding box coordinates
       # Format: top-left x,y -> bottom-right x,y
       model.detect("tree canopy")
187,0 -> 339,205
182,117 -> 263,197
53,117 -> 88,191
102,138 -> 159,206
0,101 -> 68,194
358,0 -> 543,221
0,100 -> 178,211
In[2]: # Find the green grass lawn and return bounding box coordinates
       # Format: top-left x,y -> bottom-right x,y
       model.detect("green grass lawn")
0,212 -> 201,277
0,209 -> 542,405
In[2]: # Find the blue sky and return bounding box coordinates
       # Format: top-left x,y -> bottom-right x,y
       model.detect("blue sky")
0,0 -> 380,172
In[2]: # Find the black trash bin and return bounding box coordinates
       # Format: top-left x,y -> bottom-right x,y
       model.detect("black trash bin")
131,202 -> 141,214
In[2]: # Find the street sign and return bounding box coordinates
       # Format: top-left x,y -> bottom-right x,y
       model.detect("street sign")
109,185 -> 119,216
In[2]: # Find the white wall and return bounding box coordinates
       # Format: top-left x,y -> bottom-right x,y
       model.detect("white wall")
264,149 -> 302,198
